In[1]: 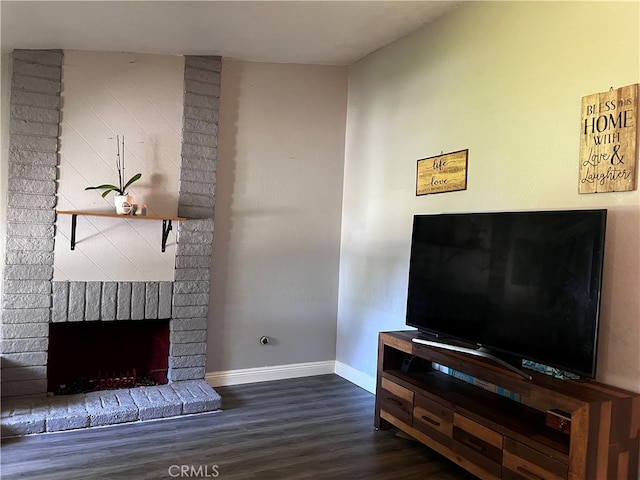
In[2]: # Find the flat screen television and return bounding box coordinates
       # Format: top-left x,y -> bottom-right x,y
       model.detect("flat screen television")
406,209 -> 607,379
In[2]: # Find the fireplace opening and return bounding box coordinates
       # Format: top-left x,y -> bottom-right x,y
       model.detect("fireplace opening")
48,320 -> 170,395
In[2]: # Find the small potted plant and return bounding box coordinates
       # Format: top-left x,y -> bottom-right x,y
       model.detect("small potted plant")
85,135 -> 142,214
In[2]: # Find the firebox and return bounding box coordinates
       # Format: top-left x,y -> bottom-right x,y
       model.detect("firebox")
48,320 -> 170,395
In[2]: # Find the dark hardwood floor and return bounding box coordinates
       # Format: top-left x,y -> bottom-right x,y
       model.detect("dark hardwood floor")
1,374 -> 476,479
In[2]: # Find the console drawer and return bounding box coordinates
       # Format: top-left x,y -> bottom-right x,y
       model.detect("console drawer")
413,394 -> 453,447
502,438 -> 568,480
379,377 -> 413,425
452,413 -> 503,478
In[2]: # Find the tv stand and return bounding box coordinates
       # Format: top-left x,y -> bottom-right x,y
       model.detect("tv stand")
376,331 -> 640,480
411,338 -> 533,381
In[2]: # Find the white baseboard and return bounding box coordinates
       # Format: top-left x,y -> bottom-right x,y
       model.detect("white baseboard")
205,360 -> 336,387
334,361 -> 376,394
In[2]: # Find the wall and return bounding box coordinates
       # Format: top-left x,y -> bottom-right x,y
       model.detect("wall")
53,51 -> 184,281
207,60 -> 348,372
0,52 -> 10,302
338,1 -> 640,393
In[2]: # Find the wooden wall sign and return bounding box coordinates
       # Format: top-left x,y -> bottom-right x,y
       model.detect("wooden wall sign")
416,149 -> 468,196
579,84 -> 638,193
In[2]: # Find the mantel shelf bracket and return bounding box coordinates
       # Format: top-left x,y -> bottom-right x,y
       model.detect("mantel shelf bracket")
63,212 -> 179,253
161,219 -> 173,253
70,214 -> 77,250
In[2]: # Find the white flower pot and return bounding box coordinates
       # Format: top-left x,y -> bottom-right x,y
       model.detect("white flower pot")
114,194 -> 133,215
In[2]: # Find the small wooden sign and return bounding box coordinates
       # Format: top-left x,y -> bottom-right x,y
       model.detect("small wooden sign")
579,84 -> 638,193
416,149 -> 468,196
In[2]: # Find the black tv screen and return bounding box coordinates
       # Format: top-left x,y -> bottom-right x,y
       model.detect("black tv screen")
406,209 -> 607,378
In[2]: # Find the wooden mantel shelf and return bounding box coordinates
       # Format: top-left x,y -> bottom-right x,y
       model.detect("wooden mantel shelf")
56,210 -> 187,252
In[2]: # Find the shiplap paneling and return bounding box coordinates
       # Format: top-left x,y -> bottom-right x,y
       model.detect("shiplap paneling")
53,51 -> 185,281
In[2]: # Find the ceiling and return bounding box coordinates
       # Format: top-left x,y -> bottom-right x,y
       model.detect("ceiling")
0,1 -> 462,65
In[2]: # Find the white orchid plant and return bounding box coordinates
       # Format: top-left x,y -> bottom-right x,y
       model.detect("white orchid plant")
85,135 -> 142,198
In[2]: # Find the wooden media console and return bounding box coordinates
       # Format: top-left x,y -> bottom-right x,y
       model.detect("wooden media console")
375,331 -> 640,480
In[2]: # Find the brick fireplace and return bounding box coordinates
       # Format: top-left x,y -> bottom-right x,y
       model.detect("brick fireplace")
1,50 -> 222,435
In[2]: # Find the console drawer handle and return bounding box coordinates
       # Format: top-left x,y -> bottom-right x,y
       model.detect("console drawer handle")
516,466 -> 544,480
421,415 -> 441,427
462,437 -> 485,453
386,396 -> 403,407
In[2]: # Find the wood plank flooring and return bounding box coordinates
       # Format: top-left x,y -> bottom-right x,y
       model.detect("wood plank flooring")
1,374 -> 476,479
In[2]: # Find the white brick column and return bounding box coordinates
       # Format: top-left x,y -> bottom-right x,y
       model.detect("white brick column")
1,50 -> 63,397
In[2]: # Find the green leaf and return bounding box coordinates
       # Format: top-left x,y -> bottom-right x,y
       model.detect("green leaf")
122,173 -> 142,192
85,184 -> 119,191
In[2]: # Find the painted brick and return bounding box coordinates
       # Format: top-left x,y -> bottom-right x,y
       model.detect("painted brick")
3,280 -> 51,295
1,338 -> 48,354
3,293 -> 50,309
68,281 -> 85,322
158,282 -> 172,319
2,308 -> 49,324
173,280 -> 210,294
182,118 -> 218,136
181,143 -> 217,160
9,133 -> 58,153
11,90 -> 60,109
7,210 -> 56,226
168,367 -> 206,383
183,93 -> 219,111
7,193 -> 57,210
170,341 -> 207,357
5,251 -> 54,266
4,265 -> 53,280
12,60 -> 63,80
170,329 -> 207,344
117,282 -> 132,320
13,49 -> 63,65
175,243 -> 212,257
1,366 -> 47,382
2,323 -> 49,339
173,268 -> 210,282
6,237 -> 54,252
171,305 -> 209,319
8,148 -> 57,166
179,219 -> 214,232
130,385 -> 183,421
85,282 -> 102,321
101,282 -> 117,320
51,281 -> 69,323
177,205 -> 213,219
169,354 -> 207,369
180,168 -> 216,185
45,399 -> 90,432
9,164 -> 57,182
11,90 -> 61,109
182,131 -> 217,148
185,79 -> 220,98
145,282 -> 159,319
184,67 -> 221,85
179,180 -> 215,197
12,75 -> 61,95
180,157 -> 217,175
170,380 -> 221,413
131,282 -> 145,320
174,256 -> 211,270
6,222 -> 55,237
183,105 -> 218,123
1,379 -> 48,398
173,293 -> 209,307
11,105 -> 60,124
184,56 -> 222,73
1,351 -> 48,367
170,318 -> 208,331
178,192 -> 215,209
10,119 -> 59,137
176,231 -> 214,245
